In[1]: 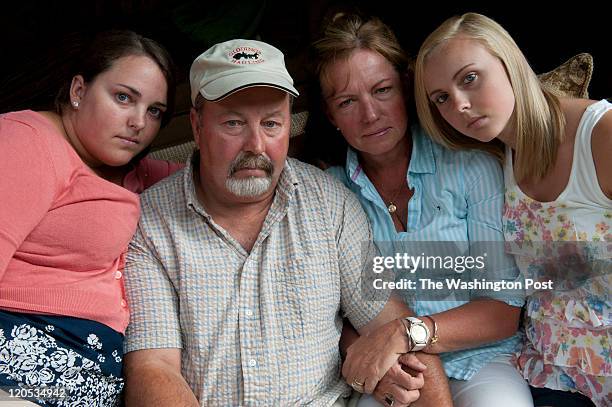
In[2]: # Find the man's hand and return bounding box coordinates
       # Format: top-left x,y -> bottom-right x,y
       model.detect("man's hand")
372,353 -> 426,406
342,319 -> 410,394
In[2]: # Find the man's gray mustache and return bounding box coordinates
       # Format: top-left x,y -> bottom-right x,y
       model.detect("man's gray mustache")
228,153 -> 273,177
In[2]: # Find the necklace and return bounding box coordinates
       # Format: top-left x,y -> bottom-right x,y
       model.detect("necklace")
383,180 -> 405,214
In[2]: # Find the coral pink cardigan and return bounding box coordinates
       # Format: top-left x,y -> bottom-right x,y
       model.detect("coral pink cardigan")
0,110 -> 183,333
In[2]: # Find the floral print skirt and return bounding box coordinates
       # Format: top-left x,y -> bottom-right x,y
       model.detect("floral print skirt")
514,283 -> 611,407
0,310 -> 124,406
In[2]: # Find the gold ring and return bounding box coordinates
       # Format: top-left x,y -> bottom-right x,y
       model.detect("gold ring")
350,378 -> 365,392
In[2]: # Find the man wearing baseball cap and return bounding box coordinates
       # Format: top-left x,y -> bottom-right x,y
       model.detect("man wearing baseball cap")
121,39 -> 426,406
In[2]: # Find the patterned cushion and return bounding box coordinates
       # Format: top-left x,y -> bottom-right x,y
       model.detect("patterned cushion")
538,53 -> 592,98
148,140 -> 197,162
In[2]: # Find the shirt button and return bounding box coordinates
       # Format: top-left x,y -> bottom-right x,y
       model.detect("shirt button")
115,271 -> 123,279
245,309 -> 253,317
248,359 -> 257,367
120,299 -> 128,308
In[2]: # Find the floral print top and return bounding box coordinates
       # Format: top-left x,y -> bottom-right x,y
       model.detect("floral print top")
503,100 -> 612,406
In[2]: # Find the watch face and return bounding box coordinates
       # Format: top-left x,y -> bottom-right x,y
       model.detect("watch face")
412,325 -> 428,343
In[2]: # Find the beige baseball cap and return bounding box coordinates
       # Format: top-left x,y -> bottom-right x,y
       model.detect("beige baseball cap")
190,39 -> 299,104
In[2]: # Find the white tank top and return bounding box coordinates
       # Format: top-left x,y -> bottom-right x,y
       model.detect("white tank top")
504,99 -> 612,243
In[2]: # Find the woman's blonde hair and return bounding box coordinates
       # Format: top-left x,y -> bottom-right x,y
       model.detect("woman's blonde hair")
414,12 -> 565,181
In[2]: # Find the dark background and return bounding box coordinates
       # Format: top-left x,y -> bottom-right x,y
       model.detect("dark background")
1,0 -> 609,148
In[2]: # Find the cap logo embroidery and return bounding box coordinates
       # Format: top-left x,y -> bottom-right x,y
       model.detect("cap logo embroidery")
229,47 -> 264,64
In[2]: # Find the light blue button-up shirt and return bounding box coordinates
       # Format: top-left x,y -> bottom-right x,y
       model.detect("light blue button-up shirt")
328,125 -> 524,380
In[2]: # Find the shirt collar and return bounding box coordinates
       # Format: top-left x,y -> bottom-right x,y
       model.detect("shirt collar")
409,125 -> 436,175
345,147 -> 362,183
276,158 -> 299,200
183,151 -> 211,219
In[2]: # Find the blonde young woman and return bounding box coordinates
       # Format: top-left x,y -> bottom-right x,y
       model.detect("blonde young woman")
414,12 -> 611,407
307,12 -> 533,407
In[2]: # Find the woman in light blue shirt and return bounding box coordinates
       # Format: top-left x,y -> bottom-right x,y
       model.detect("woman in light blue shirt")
306,12 -> 532,407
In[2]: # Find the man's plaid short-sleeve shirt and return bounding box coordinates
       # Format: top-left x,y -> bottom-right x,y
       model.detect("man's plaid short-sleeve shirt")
124,156 -> 385,405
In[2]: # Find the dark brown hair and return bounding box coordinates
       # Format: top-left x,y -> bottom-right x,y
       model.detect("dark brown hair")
55,30 -> 177,128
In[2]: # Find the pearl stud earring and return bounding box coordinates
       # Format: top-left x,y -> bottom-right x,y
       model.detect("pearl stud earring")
72,101 -> 79,108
